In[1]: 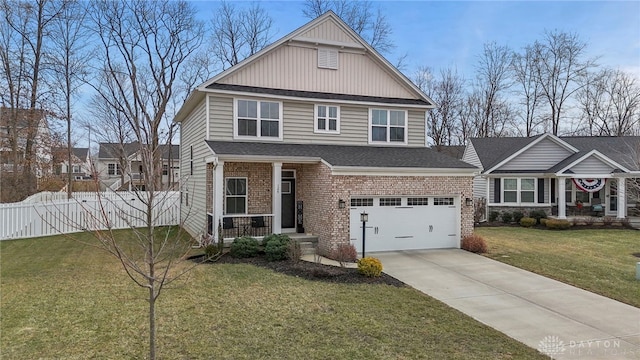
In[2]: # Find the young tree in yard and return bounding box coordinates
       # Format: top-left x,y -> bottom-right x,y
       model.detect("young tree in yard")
302,0 -> 394,54
512,46 -> 544,136
85,1 -> 204,358
531,30 -> 597,135
49,0 -> 89,199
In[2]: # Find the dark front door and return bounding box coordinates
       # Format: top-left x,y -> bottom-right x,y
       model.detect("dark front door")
281,179 -> 296,228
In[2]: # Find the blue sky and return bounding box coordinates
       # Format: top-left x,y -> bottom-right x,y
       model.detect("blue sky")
194,1 -> 640,80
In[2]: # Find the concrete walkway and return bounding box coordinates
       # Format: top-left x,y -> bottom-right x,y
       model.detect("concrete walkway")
376,249 -> 640,359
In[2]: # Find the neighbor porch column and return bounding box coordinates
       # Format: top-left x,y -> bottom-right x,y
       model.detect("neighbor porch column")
272,162 -> 282,234
617,178 -> 626,219
213,160 -> 224,241
558,177 -> 566,219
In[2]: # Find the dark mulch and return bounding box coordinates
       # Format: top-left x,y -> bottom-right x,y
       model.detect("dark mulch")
189,252 -> 406,287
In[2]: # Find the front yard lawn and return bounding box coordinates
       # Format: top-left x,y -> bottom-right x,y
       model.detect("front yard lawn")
0,230 -> 545,359
477,227 -> 640,308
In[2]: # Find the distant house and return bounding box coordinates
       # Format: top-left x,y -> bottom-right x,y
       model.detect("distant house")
464,133 -> 640,219
174,11 -> 476,255
52,147 -> 91,179
0,107 -> 52,177
96,142 -> 180,190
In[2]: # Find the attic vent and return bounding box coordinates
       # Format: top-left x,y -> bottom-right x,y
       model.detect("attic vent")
318,48 -> 338,69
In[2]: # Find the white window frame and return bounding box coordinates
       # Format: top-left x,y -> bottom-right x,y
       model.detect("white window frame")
224,177 -> 248,215
565,179 -> 592,205
368,108 -> 408,145
501,178 -> 537,204
234,99 -> 283,141
108,163 -> 121,176
314,104 -> 340,134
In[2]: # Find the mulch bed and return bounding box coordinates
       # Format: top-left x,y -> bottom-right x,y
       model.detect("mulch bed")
189,252 -> 406,287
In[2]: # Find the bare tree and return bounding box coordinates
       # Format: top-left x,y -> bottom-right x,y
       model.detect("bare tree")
415,66 -> 465,146
531,30 -> 597,135
512,46 -> 544,136
210,1 -> 273,70
302,0 -> 395,54
49,0 -> 89,198
577,68 -> 640,136
472,42 -> 514,138
87,1 -> 204,358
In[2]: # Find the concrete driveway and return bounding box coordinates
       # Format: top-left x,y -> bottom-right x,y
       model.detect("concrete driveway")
376,249 -> 640,360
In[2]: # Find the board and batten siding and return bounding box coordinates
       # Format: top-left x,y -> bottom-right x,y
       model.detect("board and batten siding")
180,101 -> 208,237
217,44 -> 416,99
209,95 -> 426,146
568,156 -> 614,174
297,18 -> 358,44
499,138 -> 573,171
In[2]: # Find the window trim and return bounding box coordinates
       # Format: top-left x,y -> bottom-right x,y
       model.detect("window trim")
107,163 -> 121,176
233,98 -> 283,141
224,177 -> 248,215
501,177 -> 537,204
313,104 -> 340,134
565,179 -> 593,205
368,108 -> 408,145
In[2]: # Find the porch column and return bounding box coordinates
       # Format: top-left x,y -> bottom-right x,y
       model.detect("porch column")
558,177 -> 566,219
272,162 -> 282,234
213,160 -> 224,241
617,178 -> 626,219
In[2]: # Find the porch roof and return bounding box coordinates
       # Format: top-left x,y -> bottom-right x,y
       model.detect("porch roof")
205,141 -> 477,170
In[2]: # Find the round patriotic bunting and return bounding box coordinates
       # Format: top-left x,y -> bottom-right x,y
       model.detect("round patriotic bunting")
572,178 -> 606,193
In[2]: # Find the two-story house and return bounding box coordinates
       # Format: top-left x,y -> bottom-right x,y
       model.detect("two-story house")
175,12 -> 477,256
96,142 -> 180,191
52,147 -> 91,179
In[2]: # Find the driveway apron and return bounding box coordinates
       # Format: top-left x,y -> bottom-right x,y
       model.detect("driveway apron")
376,249 -> 640,360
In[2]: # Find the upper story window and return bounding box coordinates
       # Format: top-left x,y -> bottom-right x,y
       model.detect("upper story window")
369,109 -> 407,144
318,48 -> 338,69
314,105 -> 340,134
108,163 -> 121,176
235,99 -> 282,140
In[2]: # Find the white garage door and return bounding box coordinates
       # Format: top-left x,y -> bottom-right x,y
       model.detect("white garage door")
349,196 -> 459,253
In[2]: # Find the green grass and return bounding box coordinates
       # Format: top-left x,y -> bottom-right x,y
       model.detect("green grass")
1,229 -> 545,359
477,227 -> 640,308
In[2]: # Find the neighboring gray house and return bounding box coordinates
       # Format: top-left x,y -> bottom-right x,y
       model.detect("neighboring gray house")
464,133 -> 640,219
174,11 -> 477,255
52,147 -> 91,179
96,142 -> 180,190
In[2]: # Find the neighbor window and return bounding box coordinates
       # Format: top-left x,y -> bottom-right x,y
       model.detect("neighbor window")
502,178 -> 536,204
225,177 -> 247,214
370,109 -> 407,144
315,105 -> 339,133
107,163 -> 121,176
162,164 -> 168,176
235,99 -> 281,139
72,165 -> 81,173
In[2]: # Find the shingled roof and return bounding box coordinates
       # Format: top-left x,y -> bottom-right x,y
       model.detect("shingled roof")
98,142 -> 179,160
206,141 -> 477,170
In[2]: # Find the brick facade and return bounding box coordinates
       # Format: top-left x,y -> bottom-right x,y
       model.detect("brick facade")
224,162 -> 272,214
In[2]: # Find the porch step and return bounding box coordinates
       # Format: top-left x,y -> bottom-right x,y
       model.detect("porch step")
298,241 -> 317,256
628,217 -> 640,230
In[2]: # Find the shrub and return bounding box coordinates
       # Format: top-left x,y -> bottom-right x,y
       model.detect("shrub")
329,243 -> 358,267
501,211 -> 513,223
357,257 -> 383,277
602,216 -> 614,226
584,217 -> 595,226
261,233 -> 279,247
264,234 -> 291,261
287,241 -> 302,263
571,217 -> 580,226
519,217 -> 536,227
488,211 -> 500,222
529,210 -> 547,224
461,234 -> 487,253
545,219 -> 571,230
540,218 -> 548,226
230,236 -> 260,258
512,211 -> 524,224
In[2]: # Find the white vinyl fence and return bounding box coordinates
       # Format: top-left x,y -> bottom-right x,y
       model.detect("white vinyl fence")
0,191 -> 180,240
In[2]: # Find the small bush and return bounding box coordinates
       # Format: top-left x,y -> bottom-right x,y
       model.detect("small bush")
540,218 -> 548,226
357,257 -> 383,277
602,216 -> 614,226
204,244 -> 220,260
529,210 -> 547,224
501,211 -> 513,223
261,233 -> 279,247
488,211 -> 500,222
545,219 -> 571,230
571,217 -> 580,226
461,234 -> 487,253
287,241 -> 302,263
330,243 -> 358,267
230,236 -> 260,258
584,217 -> 595,225
519,217 -> 536,227
512,211 -> 524,224
264,234 -> 291,261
